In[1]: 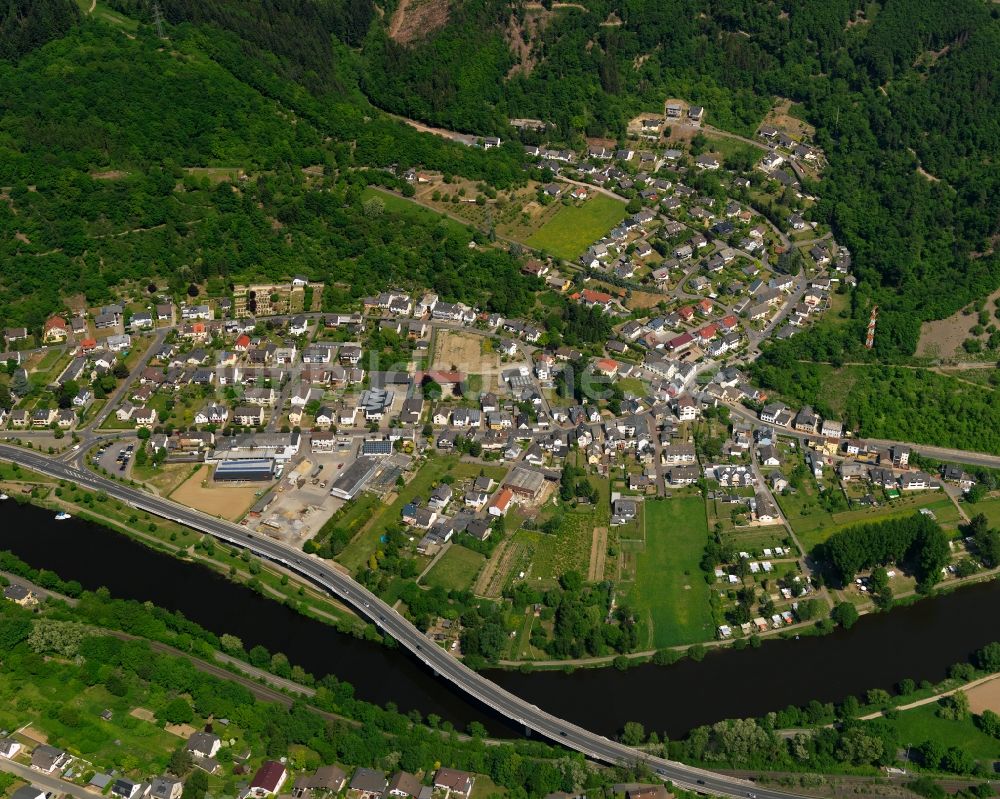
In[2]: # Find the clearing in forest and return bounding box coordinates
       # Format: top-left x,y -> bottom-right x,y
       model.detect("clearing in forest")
389,0 -> 450,45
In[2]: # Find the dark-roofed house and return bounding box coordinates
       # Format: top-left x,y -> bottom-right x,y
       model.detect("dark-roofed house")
186,732 -> 221,760
349,768 -> 387,799
11,788 -> 46,799
293,766 -> 347,796
31,745 -> 68,773
434,768 -> 475,798
111,778 -> 144,799
247,761 -> 287,798
0,739 -> 21,759
386,771 -> 423,798
148,777 -> 183,799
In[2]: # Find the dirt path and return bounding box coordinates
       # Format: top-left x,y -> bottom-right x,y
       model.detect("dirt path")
859,672 -> 1000,720
588,525 -> 608,581
88,0 -> 96,13
475,537 -> 521,598
387,0 -> 411,40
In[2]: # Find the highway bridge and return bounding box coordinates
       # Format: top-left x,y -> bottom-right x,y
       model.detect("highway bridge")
0,443 -> 811,799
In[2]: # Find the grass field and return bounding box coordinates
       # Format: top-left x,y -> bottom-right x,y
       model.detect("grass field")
790,494 -> 960,552
422,544 -> 485,592
627,497 -> 714,648
884,703 -> 1000,760
525,194 -> 626,261
966,495 -> 1000,528
361,188 -> 473,238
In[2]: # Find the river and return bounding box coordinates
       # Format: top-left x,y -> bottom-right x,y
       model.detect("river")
5,501 -> 1000,740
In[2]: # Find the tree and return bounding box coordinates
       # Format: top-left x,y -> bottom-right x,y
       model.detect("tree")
168,747 -> 193,776
978,709 -> 1000,739
620,721 -> 646,746
160,697 -> 194,724
182,768 -> 208,799
831,602 -> 859,630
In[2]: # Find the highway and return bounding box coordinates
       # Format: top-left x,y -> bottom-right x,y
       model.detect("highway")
0,443 -> 810,799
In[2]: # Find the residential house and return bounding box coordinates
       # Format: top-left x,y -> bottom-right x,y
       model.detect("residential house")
386,772 -> 423,799
890,445 -> 911,468
186,732 -> 221,760
0,739 -> 22,759
43,316 -> 70,343
434,768 -> 475,799
148,778 -> 183,799
111,779 -> 144,799
31,745 -> 68,773
246,761 -> 287,798
349,768 -> 388,799
293,766 -> 347,797
233,406 -> 265,427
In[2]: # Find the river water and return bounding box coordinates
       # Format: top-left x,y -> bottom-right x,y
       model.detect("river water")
5,501 -> 1000,739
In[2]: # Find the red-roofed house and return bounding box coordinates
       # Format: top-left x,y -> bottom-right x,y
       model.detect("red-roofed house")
579,289 -> 613,309
234,334 -> 251,352
488,488 -> 514,517
80,338 -> 98,353
667,332 -> 694,352
719,315 -> 739,331
677,306 -> 695,321
43,316 -> 69,343
594,359 -> 619,377
697,324 -> 718,341
698,299 -> 714,315
246,762 -> 287,798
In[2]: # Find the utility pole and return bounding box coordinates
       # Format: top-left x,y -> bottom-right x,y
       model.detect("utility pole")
151,0 -> 166,39
865,304 -> 878,350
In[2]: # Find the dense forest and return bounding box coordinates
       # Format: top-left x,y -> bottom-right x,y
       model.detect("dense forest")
0,11 -> 533,328
751,353 -> 1000,455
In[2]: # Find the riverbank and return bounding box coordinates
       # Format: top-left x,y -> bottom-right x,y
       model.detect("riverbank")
6,499 -> 1000,740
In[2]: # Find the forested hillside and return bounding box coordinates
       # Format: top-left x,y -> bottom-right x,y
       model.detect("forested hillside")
0,12 -> 535,328
0,0 -> 78,60
1,0 -> 998,357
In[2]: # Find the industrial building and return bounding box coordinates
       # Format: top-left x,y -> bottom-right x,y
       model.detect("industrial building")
329,456 -> 381,500
503,466 -> 546,499
213,458 -> 275,482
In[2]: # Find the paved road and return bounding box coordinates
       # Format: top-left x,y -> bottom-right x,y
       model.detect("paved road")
0,443 -> 809,799
0,758 -> 94,799
726,402 -> 1000,470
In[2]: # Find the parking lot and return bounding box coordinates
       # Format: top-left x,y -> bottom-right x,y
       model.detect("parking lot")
92,439 -> 137,476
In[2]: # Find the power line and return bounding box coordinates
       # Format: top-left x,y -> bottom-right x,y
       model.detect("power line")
151,0 -> 166,39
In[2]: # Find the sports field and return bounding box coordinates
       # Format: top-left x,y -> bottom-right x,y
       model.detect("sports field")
526,194 -> 626,261
628,497 -> 715,648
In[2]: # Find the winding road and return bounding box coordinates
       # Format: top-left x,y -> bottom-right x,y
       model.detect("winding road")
0,442 -> 809,799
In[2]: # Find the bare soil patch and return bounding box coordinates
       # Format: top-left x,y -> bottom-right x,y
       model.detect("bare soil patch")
760,98 -> 815,141
90,170 -> 128,180
389,0 -> 449,46
433,330 -> 500,376
626,290 -> 667,310
965,675 -> 1000,715
165,722 -> 198,738
916,286 -> 1000,359
19,726 -> 48,744
129,707 -> 156,722
588,526 -> 608,581
170,464 -> 263,521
